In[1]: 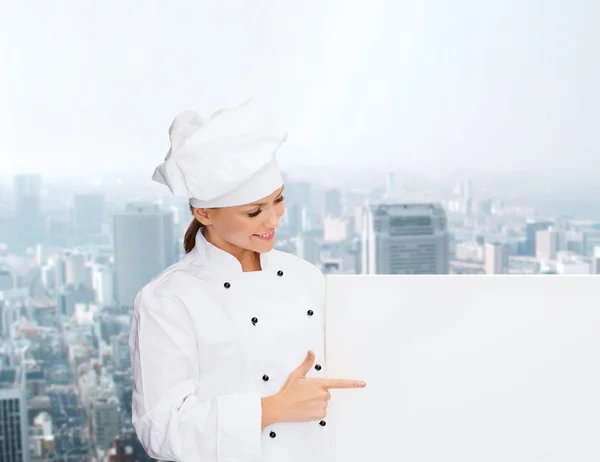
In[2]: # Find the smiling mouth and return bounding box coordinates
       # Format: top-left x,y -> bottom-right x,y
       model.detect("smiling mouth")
252,230 -> 275,240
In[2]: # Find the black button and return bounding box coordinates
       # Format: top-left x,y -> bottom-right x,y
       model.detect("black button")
307,310 -> 314,316
277,270 -> 283,277
315,364 -> 322,371
262,375 -> 269,381
319,420 -> 326,426
251,317 -> 258,325
224,282 -> 230,289
270,431 -> 276,438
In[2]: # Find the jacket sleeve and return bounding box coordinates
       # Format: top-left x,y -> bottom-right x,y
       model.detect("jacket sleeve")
129,287 -> 263,462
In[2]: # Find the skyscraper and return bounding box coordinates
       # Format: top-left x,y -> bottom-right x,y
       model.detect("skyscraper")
536,228 -> 562,260
485,242 -> 509,274
592,246 -> 600,274
113,204 -> 176,308
92,394 -> 121,458
525,220 -> 553,256
64,251 -> 89,287
0,366 -> 29,462
361,202 -> 449,274
13,174 -> 43,250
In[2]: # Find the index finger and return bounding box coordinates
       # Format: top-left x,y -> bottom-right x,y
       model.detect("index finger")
320,379 -> 366,389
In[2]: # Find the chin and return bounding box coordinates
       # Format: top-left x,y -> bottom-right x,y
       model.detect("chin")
255,239 -> 276,251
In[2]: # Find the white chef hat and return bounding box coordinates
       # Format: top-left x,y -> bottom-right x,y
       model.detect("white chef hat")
152,98 -> 287,208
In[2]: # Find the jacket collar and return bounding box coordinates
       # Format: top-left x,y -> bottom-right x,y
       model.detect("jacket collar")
192,228 -> 271,275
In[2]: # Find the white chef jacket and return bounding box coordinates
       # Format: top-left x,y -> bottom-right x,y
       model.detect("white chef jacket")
129,228 -> 329,462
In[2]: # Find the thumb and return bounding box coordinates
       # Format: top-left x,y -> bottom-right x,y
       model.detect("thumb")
291,350 -> 315,379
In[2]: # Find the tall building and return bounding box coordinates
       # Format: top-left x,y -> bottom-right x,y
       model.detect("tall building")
565,230 -> 587,255
65,252 -> 89,287
361,202 -> 449,274
525,220 -> 553,256
113,204 -> 176,308
593,246 -> 600,274
111,333 -> 130,371
93,265 -> 115,307
485,242 -> 509,274
92,394 -> 121,458
0,366 -> 29,462
0,289 -> 28,339
536,228 -> 562,260
54,255 -> 67,288
13,174 -> 43,250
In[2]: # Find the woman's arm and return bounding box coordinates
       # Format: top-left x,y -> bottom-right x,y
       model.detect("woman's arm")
129,288 -> 263,462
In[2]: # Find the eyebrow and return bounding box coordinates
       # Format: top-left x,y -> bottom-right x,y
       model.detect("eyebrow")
244,186 -> 285,207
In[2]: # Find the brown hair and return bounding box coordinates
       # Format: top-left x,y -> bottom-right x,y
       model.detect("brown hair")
184,205 -> 203,254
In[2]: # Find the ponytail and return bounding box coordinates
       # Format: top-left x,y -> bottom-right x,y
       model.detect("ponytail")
184,205 -> 203,254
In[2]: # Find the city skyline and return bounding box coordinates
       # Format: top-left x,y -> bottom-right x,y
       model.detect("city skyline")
3,166 -> 600,223
2,1 -> 600,459
1,169 -> 599,460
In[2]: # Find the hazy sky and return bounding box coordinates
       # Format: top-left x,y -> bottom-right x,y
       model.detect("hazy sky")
1,0 -> 599,178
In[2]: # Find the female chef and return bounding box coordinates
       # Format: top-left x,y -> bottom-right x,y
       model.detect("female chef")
128,98 -> 366,462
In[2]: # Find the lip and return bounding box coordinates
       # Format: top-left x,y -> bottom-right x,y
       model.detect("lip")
252,230 -> 275,241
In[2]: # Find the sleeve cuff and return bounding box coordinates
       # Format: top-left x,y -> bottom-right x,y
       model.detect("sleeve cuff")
216,392 -> 263,462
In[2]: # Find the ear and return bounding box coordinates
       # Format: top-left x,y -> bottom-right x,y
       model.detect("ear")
192,207 -> 214,226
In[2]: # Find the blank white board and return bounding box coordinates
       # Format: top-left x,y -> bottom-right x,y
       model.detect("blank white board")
324,275 -> 600,462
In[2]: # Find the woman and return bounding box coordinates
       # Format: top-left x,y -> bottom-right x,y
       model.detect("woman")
129,98 -> 366,462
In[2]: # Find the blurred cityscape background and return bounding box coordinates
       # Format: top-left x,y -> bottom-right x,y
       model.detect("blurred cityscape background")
2,0 -> 599,460
0,168 -> 599,461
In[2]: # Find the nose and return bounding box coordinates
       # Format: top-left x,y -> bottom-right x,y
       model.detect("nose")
264,208 -> 280,229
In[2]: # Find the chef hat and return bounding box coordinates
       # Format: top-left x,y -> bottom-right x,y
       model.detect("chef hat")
152,98 -> 287,208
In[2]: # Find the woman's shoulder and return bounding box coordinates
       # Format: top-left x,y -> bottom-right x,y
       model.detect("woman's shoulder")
134,254 -> 213,307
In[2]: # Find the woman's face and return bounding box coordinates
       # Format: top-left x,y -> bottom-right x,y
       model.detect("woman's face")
194,186 -> 285,254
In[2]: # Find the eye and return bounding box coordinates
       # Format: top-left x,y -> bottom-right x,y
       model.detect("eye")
247,196 -> 284,218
